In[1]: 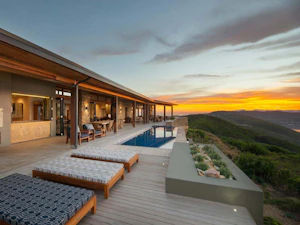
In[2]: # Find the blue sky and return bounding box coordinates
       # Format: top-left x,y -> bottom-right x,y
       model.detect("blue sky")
1,0 -> 300,113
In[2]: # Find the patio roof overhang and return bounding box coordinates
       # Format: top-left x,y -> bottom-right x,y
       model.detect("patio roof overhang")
153,100 -> 177,106
0,28 -> 166,104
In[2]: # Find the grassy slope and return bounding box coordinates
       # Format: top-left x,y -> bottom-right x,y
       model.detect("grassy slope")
210,112 -> 300,147
188,114 -> 300,153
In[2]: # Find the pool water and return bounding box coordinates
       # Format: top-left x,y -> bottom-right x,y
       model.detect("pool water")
122,126 -> 177,148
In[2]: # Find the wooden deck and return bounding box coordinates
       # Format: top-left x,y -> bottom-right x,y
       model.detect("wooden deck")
0,123 -> 256,225
79,154 -> 256,225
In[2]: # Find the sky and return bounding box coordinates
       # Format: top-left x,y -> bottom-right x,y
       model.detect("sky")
0,0 -> 300,115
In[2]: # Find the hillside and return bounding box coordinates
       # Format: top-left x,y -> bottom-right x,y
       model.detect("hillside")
187,114 -> 300,224
209,111 -> 300,147
188,114 -> 300,153
210,110 -> 300,130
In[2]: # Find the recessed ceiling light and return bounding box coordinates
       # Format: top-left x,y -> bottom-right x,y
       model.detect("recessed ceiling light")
234,209 -> 237,212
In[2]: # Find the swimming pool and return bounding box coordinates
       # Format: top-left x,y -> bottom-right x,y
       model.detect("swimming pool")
122,126 -> 177,148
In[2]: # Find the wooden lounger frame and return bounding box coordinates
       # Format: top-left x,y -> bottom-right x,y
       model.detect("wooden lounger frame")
0,195 -> 96,225
32,167 -> 125,198
72,153 -> 139,172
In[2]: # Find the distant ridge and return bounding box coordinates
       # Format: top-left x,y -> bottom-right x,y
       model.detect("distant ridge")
210,110 -> 300,130
209,111 -> 300,147
188,114 -> 300,153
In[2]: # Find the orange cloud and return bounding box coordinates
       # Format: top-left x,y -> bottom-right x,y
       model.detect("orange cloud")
155,86 -> 300,114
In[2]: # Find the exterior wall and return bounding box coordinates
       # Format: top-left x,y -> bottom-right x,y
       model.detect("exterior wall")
166,127 -> 263,225
118,100 -> 133,120
0,71 -> 12,146
11,74 -> 56,137
79,90 -> 91,127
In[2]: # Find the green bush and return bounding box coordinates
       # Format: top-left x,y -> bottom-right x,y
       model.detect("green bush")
220,166 -> 232,178
264,198 -> 300,213
213,160 -> 227,168
222,137 -> 247,150
263,216 -> 282,225
288,177 -> 300,193
207,151 -> 221,160
195,162 -> 209,171
186,128 -> 205,141
242,143 -> 269,155
264,145 -> 290,154
194,155 -> 204,162
203,145 -> 212,151
234,153 -> 276,183
190,145 -> 198,151
191,150 -> 198,155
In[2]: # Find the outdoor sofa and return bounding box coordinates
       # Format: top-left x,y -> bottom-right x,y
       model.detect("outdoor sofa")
32,157 -> 124,198
83,123 -> 102,139
71,147 -> 139,172
0,173 -> 96,225
66,126 -> 91,145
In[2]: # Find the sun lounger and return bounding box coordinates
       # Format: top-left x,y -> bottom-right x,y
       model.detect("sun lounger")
71,147 -> 139,172
0,173 -> 96,225
32,157 -> 124,198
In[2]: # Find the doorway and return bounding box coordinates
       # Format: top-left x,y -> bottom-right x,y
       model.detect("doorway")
56,98 -> 64,136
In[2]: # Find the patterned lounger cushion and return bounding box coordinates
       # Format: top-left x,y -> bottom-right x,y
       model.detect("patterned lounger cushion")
0,173 -> 94,225
71,147 -> 137,163
34,157 -> 123,184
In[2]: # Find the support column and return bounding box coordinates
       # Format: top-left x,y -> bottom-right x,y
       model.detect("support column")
114,96 -> 119,133
133,101 -> 136,128
148,104 -> 150,123
146,104 -> 149,123
171,106 -> 173,118
154,104 -> 156,123
164,105 -> 166,121
143,104 -> 146,123
70,84 -> 79,149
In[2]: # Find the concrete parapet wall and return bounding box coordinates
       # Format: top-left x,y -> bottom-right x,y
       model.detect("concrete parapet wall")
166,127 -> 263,225
166,117 -> 188,127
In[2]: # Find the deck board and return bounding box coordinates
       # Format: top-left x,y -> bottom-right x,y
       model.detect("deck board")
78,154 -> 256,225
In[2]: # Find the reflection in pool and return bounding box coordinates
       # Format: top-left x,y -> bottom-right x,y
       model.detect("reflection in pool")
122,126 -> 177,148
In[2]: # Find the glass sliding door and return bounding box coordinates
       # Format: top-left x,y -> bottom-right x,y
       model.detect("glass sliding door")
56,98 -> 64,136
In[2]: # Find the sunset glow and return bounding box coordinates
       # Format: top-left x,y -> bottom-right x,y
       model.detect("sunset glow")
1,1 -> 300,115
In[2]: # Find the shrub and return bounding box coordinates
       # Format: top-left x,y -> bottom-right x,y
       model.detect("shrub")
284,212 -> 297,220
222,138 -> 247,150
242,143 -> 269,155
208,151 -> 221,160
203,145 -> 212,152
191,150 -> 198,155
194,155 -> 205,162
288,177 -> 300,193
213,160 -> 227,168
264,145 -> 290,154
190,145 -> 198,151
264,198 -> 300,213
263,216 -> 282,225
186,128 -> 205,141
220,166 -> 232,178
195,162 -> 209,171
234,153 -> 276,183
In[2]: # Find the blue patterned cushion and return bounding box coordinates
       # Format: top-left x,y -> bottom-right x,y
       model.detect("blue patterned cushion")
34,157 -> 124,184
72,147 -> 137,163
81,133 -> 89,138
0,173 -> 94,225
83,124 -> 94,130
